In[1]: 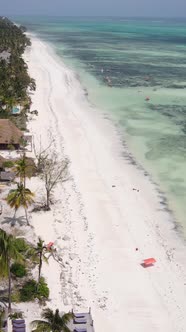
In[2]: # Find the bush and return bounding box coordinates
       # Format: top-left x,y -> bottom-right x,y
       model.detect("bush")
14,238 -> 28,253
20,278 -> 49,302
9,312 -> 23,320
2,160 -> 14,168
20,279 -> 36,302
37,278 -> 49,300
11,263 -> 26,278
0,310 -> 5,326
14,238 -> 34,260
11,289 -> 21,303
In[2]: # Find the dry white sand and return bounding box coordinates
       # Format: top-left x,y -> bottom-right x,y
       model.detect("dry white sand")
6,36 -> 186,331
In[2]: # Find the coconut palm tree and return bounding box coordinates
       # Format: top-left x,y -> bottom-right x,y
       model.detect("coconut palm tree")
6,183 -> 34,225
0,308 -> 6,332
0,229 -> 23,312
29,238 -> 49,289
14,155 -> 36,187
15,154 -> 27,188
31,308 -> 73,332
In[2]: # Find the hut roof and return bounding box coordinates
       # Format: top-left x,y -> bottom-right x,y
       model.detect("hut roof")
0,119 -> 23,145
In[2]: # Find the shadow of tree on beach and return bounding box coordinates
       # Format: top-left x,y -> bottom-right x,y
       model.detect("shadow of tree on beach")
1,216 -> 27,227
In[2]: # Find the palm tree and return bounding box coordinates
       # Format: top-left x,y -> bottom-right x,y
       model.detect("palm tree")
0,229 -> 23,312
31,308 -> 73,332
0,309 -> 5,332
6,183 -> 34,225
15,154 -> 27,188
30,238 -> 49,289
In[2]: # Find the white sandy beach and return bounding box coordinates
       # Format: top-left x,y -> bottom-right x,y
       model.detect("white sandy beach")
6,36 -> 186,331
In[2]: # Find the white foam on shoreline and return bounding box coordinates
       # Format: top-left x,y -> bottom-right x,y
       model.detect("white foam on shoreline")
24,35 -> 186,332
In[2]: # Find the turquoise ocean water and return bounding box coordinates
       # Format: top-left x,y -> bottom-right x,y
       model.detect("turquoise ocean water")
14,17 -> 186,234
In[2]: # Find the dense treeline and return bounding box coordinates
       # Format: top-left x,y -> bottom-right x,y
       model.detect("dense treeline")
0,17 -> 30,53
0,17 -> 35,113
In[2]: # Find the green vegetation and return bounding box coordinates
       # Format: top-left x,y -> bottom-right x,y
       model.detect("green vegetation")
37,278 -> 50,301
6,183 -> 35,225
0,228 -> 24,311
20,278 -> 49,302
14,154 -> 36,187
0,19 -> 63,311
0,309 -> 4,327
0,229 -> 51,308
14,237 -> 30,253
29,238 -> 49,288
2,160 -> 15,168
10,262 -> 27,278
0,17 -> 30,53
31,308 -> 73,332
9,311 -> 23,320
0,17 -> 35,129
15,154 -> 27,187
11,289 -> 21,303
0,309 -> 6,332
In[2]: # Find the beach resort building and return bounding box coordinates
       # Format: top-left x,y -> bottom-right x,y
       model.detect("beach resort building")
0,119 -> 23,150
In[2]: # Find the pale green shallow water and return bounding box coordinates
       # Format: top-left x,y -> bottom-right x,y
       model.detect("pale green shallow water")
14,17 -> 186,234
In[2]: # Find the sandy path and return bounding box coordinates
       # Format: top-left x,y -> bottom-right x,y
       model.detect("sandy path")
24,37 -> 186,332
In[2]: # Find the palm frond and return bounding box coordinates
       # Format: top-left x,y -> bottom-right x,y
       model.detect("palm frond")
31,308 -> 73,332
30,320 -> 50,332
6,184 -> 35,211
42,255 -> 49,264
0,229 -> 24,276
60,326 -> 71,332
42,308 -> 54,322
61,313 -> 73,324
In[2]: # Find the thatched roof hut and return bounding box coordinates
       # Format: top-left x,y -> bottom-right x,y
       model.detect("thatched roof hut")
0,119 -> 23,149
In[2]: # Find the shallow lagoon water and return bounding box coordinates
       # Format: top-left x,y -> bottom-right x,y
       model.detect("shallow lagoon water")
15,17 -> 186,233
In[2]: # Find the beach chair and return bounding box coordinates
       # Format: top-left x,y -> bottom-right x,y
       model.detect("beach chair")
73,329 -> 87,332
12,324 -> 25,329
12,323 -> 25,328
74,313 -> 85,318
12,323 -> 25,330
12,320 -> 25,325
74,318 -> 87,324
12,328 -> 25,332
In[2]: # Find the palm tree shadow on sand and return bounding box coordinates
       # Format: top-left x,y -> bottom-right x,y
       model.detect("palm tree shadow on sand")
1,215 -> 28,227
